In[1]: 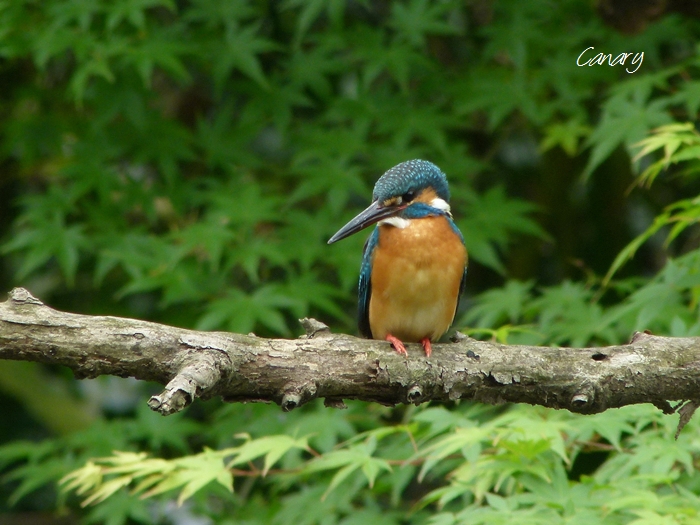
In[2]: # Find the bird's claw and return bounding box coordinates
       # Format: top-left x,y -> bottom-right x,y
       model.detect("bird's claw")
420,337 -> 432,358
385,334 -> 408,356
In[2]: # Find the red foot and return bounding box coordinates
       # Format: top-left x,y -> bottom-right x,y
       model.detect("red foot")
386,334 -> 407,356
420,337 -> 432,357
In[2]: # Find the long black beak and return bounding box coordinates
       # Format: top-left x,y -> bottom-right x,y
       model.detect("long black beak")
328,201 -> 404,244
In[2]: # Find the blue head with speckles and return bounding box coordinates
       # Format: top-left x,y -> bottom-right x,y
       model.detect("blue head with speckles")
327,159 -> 453,244
372,159 -> 450,203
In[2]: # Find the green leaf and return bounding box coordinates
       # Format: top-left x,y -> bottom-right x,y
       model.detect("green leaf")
83,490 -> 152,525
105,0 -> 176,31
583,75 -> 675,179
360,456 -> 391,488
228,435 -> 309,476
529,280 -> 613,346
126,26 -> 192,87
632,122 -> 700,187
210,23 -> 276,92
70,52 -> 119,103
144,448 -> 232,504
416,426 -> 491,481
7,457 -> 74,505
459,186 -> 545,274
323,462 -> 361,501
60,461 -> 105,497
463,280 -> 535,328
197,285 -> 303,335
304,437 -> 391,499
2,204 -> 87,285
540,119 -> 592,156
390,0 -> 458,48
81,477 -> 135,507
283,0 -> 347,44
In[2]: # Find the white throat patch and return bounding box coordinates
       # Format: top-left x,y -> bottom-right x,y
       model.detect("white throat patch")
378,216 -> 411,229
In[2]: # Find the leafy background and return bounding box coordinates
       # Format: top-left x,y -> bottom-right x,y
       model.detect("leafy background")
2,0 -> 700,524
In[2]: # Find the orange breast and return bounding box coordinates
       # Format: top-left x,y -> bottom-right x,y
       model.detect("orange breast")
369,216 -> 467,342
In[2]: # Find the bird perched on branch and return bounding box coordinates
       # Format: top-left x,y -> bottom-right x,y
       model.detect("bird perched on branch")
328,160 -> 467,357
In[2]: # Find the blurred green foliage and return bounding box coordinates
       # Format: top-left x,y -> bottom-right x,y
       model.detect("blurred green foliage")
1,0 -> 700,524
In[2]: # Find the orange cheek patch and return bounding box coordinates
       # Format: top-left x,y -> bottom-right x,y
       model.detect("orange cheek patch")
415,188 -> 438,204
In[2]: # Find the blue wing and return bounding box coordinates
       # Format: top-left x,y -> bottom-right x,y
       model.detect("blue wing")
358,226 -> 379,339
456,262 -> 467,318
449,217 -> 468,322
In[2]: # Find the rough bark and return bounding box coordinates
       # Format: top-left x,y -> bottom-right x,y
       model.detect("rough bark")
1,288 -> 699,433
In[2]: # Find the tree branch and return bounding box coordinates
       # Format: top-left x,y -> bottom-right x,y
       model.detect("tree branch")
1,288 -> 699,433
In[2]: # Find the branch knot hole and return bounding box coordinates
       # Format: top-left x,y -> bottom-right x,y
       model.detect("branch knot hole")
407,385 -> 423,405
280,382 -> 317,411
281,393 -> 302,412
570,383 -> 597,412
571,394 -> 589,407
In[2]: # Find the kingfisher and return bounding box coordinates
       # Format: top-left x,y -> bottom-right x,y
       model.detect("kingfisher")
328,160 -> 467,357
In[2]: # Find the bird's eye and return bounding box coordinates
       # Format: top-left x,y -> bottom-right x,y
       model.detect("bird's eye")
402,190 -> 416,203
